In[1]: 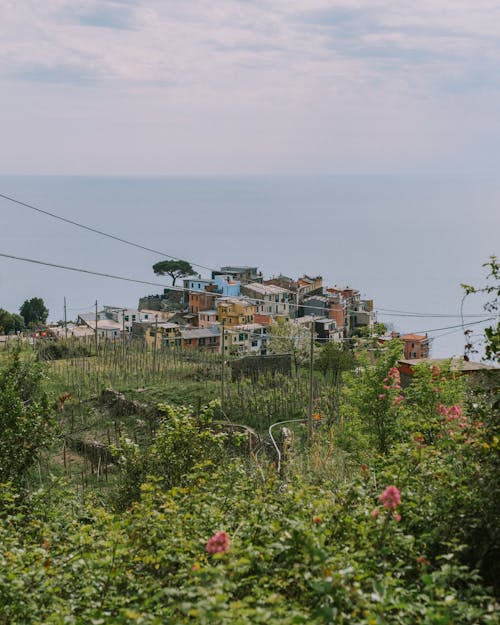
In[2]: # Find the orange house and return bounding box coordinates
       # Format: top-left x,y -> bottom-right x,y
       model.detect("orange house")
400,333 -> 430,359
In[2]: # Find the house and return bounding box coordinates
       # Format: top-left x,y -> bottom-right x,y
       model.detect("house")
400,333 -> 430,359
198,310 -> 218,328
180,327 -> 220,351
188,290 -> 220,317
313,318 -> 343,343
217,298 -> 256,327
302,294 -> 347,332
227,323 -> 269,355
326,287 -> 374,335
240,282 -> 290,319
264,274 -> 323,317
213,275 -> 241,297
132,321 -> 180,347
103,306 -> 152,332
77,315 -> 122,340
213,266 -> 262,284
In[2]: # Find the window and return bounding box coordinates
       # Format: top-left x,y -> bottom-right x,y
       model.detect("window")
185,339 -> 192,345
209,337 -> 217,344
124,315 -> 129,322
199,338 -> 206,345
132,315 -> 136,321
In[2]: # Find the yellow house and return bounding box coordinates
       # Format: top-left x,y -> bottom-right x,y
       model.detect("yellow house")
133,321 -> 180,348
217,298 -> 255,327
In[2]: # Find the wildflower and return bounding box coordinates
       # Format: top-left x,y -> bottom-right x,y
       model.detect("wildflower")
191,563 -> 201,571
370,508 -> 380,519
393,395 -> 404,406
379,485 -> 401,509
393,513 -> 402,522
417,556 -> 430,566
378,394 -> 386,399
448,405 -> 463,419
313,413 -> 322,421
360,463 -> 369,473
438,404 -> 449,416
206,530 -> 230,554
312,516 -> 323,525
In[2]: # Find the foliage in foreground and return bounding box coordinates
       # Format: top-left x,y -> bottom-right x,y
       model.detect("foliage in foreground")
1,458 -> 499,625
1,363 -> 500,624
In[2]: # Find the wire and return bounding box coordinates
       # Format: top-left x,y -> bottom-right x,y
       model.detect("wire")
375,306 -> 489,318
1,191 -> 489,321
0,252 -> 178,290
375,310 -> 490,319
0,191 -> 215,273
411,317 -> 495,335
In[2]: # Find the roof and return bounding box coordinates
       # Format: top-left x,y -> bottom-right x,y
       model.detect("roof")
181,327 -> 220,339
233,323 -> 266,331
242,282 -> 290,296
398,358 -> 498,372
217,297 -> 255,308
83,320 -> 122,331
400,334 -> 429,341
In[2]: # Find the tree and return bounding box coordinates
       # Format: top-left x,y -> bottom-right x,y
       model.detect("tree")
0,349 -> 55,488
267,319 -> 316,371
315,342 -> 355,383
152,260 -> 195,286
461,255 -> 499,363
19,297 -> 48,327
0,309 -> 24,334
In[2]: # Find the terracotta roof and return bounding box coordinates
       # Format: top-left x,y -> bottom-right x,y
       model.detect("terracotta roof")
400,334 -> 428,341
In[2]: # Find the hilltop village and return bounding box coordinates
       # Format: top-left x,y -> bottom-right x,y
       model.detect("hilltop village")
47,265 -> 431,360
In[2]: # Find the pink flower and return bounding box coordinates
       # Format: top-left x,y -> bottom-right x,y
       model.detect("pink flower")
379,485 -> 401,509
448,405 -> 463,419
378,394 -> 386,399
371,508 -> 380,519
393,395 -> 404,406
393,513 -> 402,522
206,531 -> 230,554
438,404 -> 449,417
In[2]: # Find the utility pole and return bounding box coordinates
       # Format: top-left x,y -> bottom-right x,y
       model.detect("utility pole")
308,318 -> 315,441
94,300 -> 98,355
122,309 -> 126,365
220,319 -> 226,408
152,314 -> 158,375
64,297 -> 68,340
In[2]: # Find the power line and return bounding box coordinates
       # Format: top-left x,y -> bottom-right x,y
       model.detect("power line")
375,310 -> 490,319
375,306 -> 489,317
0,191 -> 215,273
1,191 -> 490,321
0,252 -> 178,290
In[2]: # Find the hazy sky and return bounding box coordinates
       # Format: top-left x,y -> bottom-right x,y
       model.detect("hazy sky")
2,0 -> 500,175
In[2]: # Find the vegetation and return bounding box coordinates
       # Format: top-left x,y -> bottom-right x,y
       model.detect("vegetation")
152,259 -> 195,286
0,261 -> 499,623
19,297 -> 49,327
0,308 -> 24,334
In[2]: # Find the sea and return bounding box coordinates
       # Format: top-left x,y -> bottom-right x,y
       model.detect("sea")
1,175 -> 498,359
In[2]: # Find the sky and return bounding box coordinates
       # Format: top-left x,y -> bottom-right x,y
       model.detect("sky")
2,0 -> 500,175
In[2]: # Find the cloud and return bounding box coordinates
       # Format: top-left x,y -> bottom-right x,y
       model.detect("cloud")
64,0 -> 140,30
1,1 -> 500,174
10,63 -> 97,84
